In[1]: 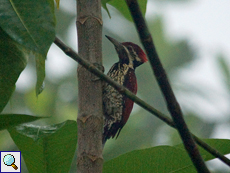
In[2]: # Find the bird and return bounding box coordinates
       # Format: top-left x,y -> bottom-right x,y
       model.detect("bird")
103,35 -> 148,145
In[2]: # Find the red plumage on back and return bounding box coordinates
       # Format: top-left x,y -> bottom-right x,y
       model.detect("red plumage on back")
103,36 -> 147,145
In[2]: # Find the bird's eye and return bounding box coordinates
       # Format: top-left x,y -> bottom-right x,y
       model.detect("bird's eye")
127,46 -> 135,56
127,46 -> 133,52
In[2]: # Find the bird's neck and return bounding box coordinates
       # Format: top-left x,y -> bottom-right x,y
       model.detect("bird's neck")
108,62 -> 134,85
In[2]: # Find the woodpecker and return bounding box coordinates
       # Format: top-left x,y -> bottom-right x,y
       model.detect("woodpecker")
103,35 -> 148,145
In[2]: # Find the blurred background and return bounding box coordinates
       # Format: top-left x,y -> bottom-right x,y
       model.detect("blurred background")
1,0 -> 230,172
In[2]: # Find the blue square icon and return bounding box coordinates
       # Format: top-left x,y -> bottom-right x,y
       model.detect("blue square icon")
0,151 -> 21,173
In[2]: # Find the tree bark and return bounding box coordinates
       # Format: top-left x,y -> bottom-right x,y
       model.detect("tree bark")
76,0 -> 103,172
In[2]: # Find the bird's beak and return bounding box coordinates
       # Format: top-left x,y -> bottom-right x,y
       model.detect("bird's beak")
105,35 -> 124,51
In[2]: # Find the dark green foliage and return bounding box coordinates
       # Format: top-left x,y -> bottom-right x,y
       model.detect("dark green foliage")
104,139 -> 230,172
8,120 -> 77,173
0,0 -> 55,96
0,114 -> 44,131
102,0 -> 147,21
0,29 -> 28,112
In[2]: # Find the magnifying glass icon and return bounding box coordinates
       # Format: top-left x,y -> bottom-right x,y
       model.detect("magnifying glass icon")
3,154 -> 18,170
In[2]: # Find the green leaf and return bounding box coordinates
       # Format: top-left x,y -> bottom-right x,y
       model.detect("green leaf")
0,114 -> 44,131
55,0 -> 60,9
0,0 -> 56,95
103,146 -> 194,173
102,0 -> 111,18
0,0 -> 56,56
102,0 -> 147,21
104,139 -> 230,172
0,28 -> 28,112
218,55 -> 230,91
35,53 -> 46,96
175,138 -> 230,161
8,120 -> 78,173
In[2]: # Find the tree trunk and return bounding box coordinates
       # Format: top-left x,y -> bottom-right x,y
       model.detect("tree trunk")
76,0 -> 103,172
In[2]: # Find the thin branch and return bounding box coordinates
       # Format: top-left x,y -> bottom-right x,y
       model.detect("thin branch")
54,37 -> 230,167
125,0 -> 210,172
193,136 -> 230,166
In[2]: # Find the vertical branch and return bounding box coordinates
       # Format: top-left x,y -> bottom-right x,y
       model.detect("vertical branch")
125,0 -> 210,172
76,0 -> 103,172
